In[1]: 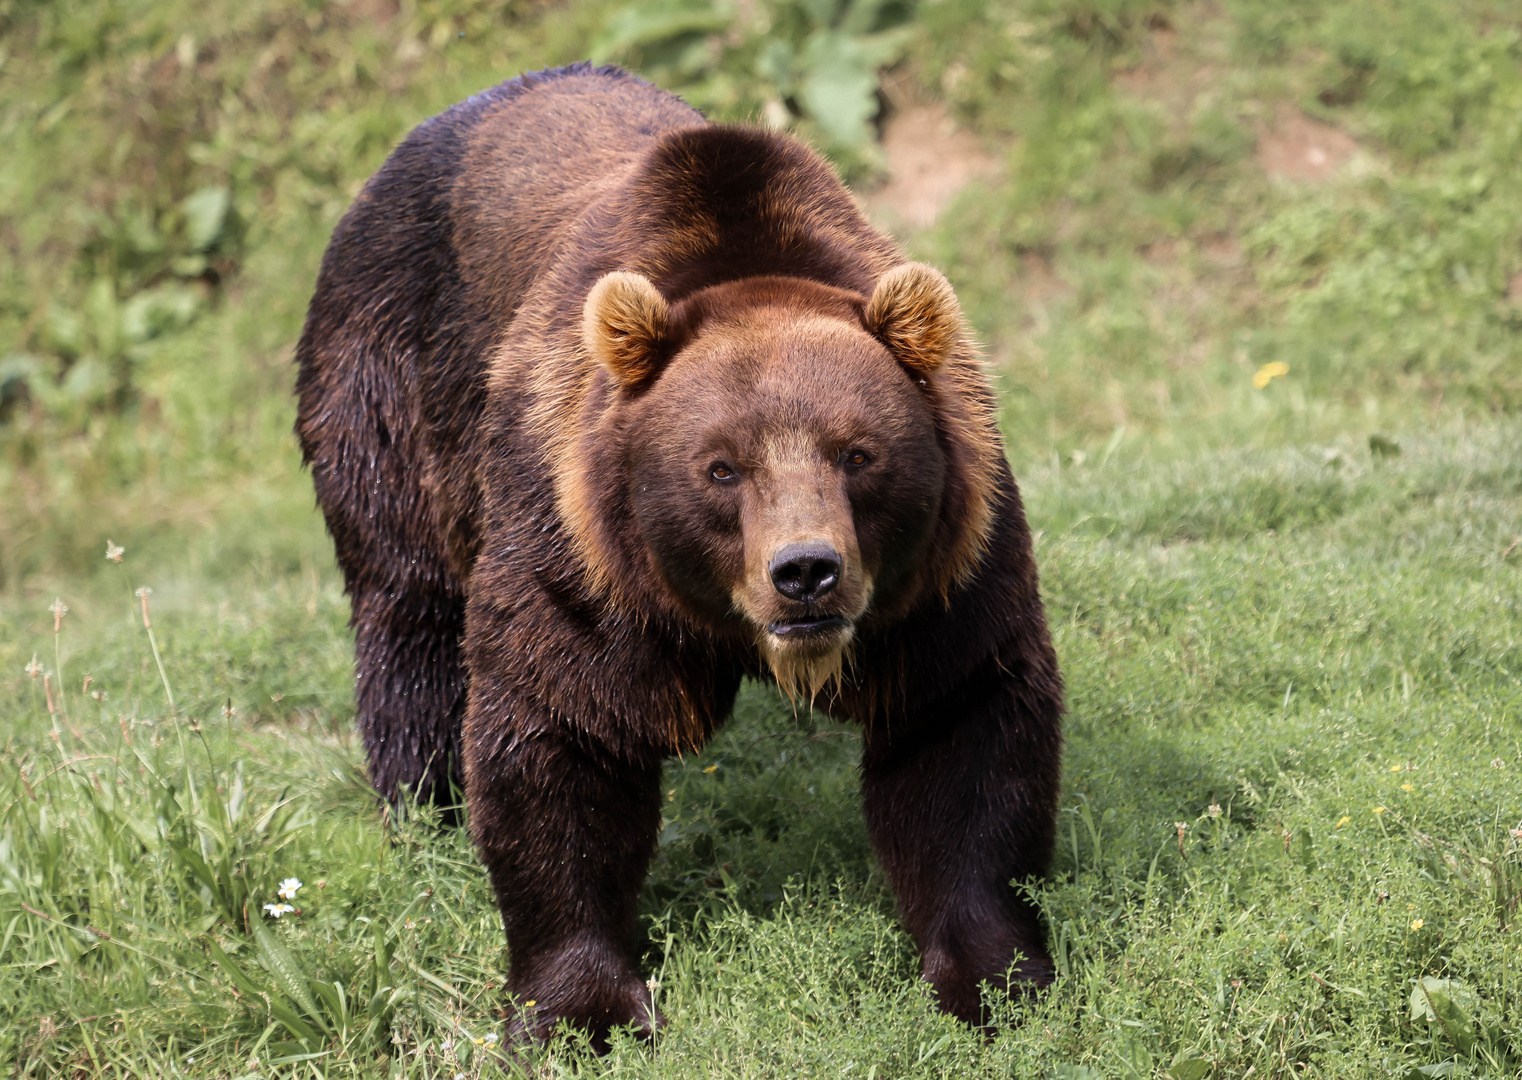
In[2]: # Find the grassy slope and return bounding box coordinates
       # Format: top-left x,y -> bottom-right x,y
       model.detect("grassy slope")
2,0 -> 1520,1076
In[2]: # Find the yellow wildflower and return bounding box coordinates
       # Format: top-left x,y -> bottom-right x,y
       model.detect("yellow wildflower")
1252,361 -> 1289,389
1410,919 -> 1424,930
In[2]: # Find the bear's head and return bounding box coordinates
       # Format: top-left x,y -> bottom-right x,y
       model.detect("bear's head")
564,264 -> 1000,699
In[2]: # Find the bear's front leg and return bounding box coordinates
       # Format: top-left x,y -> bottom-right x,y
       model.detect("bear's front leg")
860,653 -> 1062,1026
464,700 -> 664,1050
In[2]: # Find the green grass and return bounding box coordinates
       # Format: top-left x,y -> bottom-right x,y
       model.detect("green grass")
3,0 -> 1522,1075
3,423 -> 1519,1077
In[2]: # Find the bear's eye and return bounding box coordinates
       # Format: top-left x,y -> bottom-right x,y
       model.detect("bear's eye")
710,462 -> 739,484
842,448 -> 872,470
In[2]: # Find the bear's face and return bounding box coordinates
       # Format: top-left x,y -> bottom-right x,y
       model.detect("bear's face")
630,311 -> 945,695
579,267 -> 975,697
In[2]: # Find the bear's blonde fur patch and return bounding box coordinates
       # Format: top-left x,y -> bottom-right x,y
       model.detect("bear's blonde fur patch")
761,630 -> 854,706
582,271 -> 670,388
864,262 -> 962,375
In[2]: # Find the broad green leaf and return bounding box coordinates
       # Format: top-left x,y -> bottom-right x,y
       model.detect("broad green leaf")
594,0 -> 732,60
1115,1035 -> 1155,1080
267,998 -> 323,1048
838,0 -> 902,34
755,38 -> 796,92
168,839 -> 219,895
121,285 -> 202,344
171,254 -> 208,278
1408,977 -> 1478,1055
84,277 -> 120,360
44,308 -> 85,357
181,185 -> 231,253
206,936 -> 267,1001
58,358 -> 109,404
797,32 -> 879,147
120,209 -> 165,256
802,0 -> 842,25
1293,829 -> 1317,872
251,916 -> 329,1034
796,27 -> 912,148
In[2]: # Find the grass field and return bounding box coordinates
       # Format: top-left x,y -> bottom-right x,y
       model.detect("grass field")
2,0 -> 1521,1076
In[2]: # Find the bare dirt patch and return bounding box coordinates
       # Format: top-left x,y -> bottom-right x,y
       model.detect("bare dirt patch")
1015,251 -> 1070,308
1113,14 -> 1223,130
1201,232 -> 1243,268
864,103 -> 997,231
1115,25 -> 1184,98
345,0 -> 400,26
1256,104 -> 1360,181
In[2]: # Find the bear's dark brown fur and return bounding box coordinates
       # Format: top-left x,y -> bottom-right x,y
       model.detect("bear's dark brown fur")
296,63 -> 1063,1047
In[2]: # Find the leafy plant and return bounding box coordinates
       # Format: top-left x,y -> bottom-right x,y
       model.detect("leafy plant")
208,920 -> 409,1058
1410,976 -> 1483,1058
165,761 -> 305,930
594,0 -> 917,174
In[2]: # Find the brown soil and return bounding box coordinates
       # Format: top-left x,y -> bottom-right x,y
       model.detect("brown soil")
1114,17 -> 1223,130
345,0 -> 400,26
1115,25 -> 1187,98
1110,7 -> 1365,185
1014,252 -> 1070,307
1256,103 -> 1360,181
865,103 -> 997,231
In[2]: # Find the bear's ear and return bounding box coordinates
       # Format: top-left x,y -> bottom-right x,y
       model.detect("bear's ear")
864,262 -> 963,376
583,271 -> 671,389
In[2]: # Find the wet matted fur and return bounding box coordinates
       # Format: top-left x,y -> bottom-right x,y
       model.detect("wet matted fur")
295,63 -> 1063,1047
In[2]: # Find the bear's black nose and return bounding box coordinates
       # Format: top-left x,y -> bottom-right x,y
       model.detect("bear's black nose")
769,541 -> 843,603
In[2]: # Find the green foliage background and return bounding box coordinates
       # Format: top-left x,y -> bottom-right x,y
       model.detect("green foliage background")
1,0 -> 1520,1076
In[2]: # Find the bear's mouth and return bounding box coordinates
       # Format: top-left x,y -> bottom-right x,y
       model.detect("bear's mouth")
767,615 -> 850,639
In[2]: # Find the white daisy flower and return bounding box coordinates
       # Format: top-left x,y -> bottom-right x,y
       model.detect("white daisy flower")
277,877 -> 303,900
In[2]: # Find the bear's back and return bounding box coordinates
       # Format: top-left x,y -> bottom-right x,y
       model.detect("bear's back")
446,66 -> 705,334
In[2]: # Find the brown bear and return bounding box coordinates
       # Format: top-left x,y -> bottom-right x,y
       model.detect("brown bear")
295,63 -> 1063,1047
